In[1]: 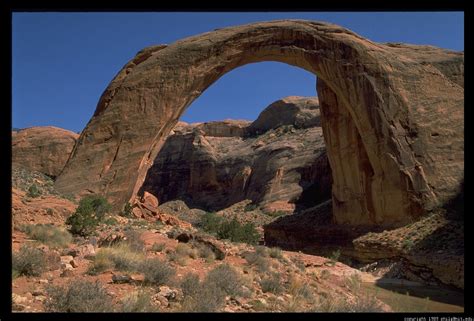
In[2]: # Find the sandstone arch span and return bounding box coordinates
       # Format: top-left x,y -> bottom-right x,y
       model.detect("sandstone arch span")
55,20 -> 464,227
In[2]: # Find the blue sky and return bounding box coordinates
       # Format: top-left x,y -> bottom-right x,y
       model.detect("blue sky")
12,12 -> 464,133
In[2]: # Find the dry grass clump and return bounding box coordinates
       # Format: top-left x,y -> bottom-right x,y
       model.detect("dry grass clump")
179,264 -> 245,312
120,289 -> 159,312
260,272 -> 285,294
23,224 -> 72,248
45,279 -> 114,312
12,245 -> 48,277
87,243 -> 145,275
140,258 -> 175,285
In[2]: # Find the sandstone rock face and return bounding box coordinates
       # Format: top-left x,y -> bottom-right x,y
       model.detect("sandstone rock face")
13,126 -> 79,178
247,96 -> 320,135
55,20 -> 464,228
140,97 -> 331,212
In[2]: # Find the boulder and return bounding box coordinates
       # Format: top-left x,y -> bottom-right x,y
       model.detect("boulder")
12,126 -> 79,178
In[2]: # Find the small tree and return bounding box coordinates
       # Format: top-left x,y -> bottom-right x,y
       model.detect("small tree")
66,195 -> 111,236
27,183 -> 41,198
120,203 -> 133,218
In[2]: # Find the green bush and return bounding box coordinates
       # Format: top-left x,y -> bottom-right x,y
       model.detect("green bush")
45,279 -> 114,312
244,203 -> 258,212
27,183 -> 41,198
66,195 -> 111,236
264,210 -> 286,218
12,268 -> 20,280
23,224 -> 72,248
329,249 -> 341,263
140,258 -> 175,285
199,213 -> 260,245
199,212 -> 223,233
120,203 -> 134,218
12,245 -> 48,276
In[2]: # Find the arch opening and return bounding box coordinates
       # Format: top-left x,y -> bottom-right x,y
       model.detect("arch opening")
137,61 -> 333,214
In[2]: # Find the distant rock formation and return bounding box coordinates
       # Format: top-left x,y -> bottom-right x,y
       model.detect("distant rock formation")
140,96 -> 332,212
12,126 -> 79,178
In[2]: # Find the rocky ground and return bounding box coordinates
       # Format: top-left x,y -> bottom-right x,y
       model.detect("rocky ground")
12,167 -> 392,313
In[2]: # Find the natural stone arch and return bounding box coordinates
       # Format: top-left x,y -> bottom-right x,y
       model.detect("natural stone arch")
55,20 -> 464,227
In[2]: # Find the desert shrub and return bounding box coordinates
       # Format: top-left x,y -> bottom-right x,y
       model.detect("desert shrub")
264,210 -> 286,218
345,273 -> 363,291
179,270 -> 228,312
45,279 -> 114,312
140,258 -> 175,285
320,269 -> 330,280
243,251 -> 271,273
66,195 -> 111,236
120,202 -> 134,218
204,263 -> 244,297
291,257 -> 306,271
120,289 -> 158,312
180,284 -> 226,312
329,249 -> 341,263
123,229 -> 146,252
12,245 -> 47,276
199,213 -> 259,244
23,224 -> 72,248
168,252 -> 188,266
103,217 -> 118,226
151,242 -> 166,252
268,247 -> 283,259
244,203 -> 258,212
199,212 -> 224,233
219,218 -> 260,244
195,243 -> 215,262
46,208 -> 54,215
12,268 -> 20,279
255,245 -> 269,257
27,183 -> 41,198
175,243 -> 193,256
288,274 -> 314,299
181,273 -> 201,298
87,249 -> 114,275
260,272 -> 285,294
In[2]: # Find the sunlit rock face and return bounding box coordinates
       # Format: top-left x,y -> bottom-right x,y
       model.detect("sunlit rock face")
12,126 -> 79,178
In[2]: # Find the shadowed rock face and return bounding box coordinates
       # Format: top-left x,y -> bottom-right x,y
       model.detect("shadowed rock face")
54,20 -> 464,227
12,126 -> 79,178
140,96 -> 331,212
